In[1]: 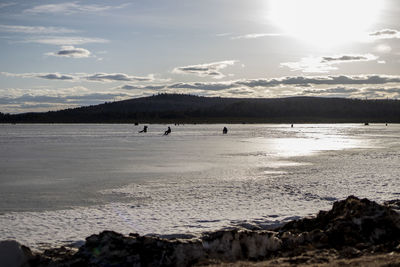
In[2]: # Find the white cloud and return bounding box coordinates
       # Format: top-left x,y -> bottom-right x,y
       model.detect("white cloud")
172,60 -> 238,79
23,36 -> 109,45
25,2 -> 128,15
375,44 -> 392,53
216,33 -> 233,37
0,3 -> 15,9
231,33 -> 282,40
281,54 -> 378,73
0,24 -> 78,34
46,46 -> 91,58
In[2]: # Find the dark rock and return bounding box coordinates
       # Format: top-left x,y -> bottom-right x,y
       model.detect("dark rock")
279,196 -> 400,248
24,196 -> 400,266
0,240 -> 33,267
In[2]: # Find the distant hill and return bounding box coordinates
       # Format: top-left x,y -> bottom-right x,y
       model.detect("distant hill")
1,94 -> 400,123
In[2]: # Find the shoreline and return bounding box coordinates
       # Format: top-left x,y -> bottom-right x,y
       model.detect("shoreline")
1,196 -> 399,266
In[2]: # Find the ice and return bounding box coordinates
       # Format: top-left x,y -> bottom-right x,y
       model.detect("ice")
0,123 -> 399,250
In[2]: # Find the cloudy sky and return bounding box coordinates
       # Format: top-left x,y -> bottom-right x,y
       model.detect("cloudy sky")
1,0 -> 400,113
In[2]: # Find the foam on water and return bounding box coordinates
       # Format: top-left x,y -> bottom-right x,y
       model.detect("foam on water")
0,124 -> 399,249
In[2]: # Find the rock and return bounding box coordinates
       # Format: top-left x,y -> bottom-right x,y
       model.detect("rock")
0,240 -> 32,267
22,196 -> 400,266
279,196 -> 400,248
384,199 -> 400,212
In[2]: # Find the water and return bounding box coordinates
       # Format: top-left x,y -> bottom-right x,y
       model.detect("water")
0,123 -> 399,249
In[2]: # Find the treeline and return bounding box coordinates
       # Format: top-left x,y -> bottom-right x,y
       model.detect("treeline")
1,94 -> 400,123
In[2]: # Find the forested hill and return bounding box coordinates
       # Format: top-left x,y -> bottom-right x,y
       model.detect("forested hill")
1,94 -> 400,123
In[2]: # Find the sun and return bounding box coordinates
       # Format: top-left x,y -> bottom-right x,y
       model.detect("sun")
269,0 -> 383,48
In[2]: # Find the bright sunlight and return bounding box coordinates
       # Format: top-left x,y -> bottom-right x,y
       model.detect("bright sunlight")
269,0 -> 383,47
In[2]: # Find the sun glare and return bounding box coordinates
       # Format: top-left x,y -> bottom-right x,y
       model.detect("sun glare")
269,0 -> 383,48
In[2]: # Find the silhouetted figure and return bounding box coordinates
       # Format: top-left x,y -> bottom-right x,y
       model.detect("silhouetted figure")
222,127 -> 228,134
164,126 -> 171,135
364,122 -> 369,126
386,123 -> 388,126
139,125 -> 148,133
291,124 -> 293,128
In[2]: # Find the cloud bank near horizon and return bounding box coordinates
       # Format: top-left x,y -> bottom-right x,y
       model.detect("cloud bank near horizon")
2,74 -> 400,113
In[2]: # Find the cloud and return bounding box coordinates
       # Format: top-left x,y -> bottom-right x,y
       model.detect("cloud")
369,29 -> 400,39
172,60 -> 238,79
303,87 -> 359,95
86,73 -> 154,82
113,75 -> 400,100
0,24 -> 78,34
46,46 -> 91,58
3,74 -> 400,113
301,86 -> 400,99
25,2 -> 128,15
0,3 -> 15,9
216,33 -> 233,37
237,75 -> 400,87
375,44 -> 392,53
321,55 -> 375,63
281,54 -> 378,73
118,75 -> 400,93
0,72 -> 155,82
0,86 -> 148,113
37,73 -> 75,80
3,71 -> 400,88
231,33 -> 282,40
23,36 -> 109,45
0,72 -> 76,81
121,85 -> 166,90
168,81 -> 236,91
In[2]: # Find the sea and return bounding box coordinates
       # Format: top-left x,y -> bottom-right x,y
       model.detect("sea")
0,123 -> 399,250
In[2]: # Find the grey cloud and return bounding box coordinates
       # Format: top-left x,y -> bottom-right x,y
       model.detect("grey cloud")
121,75 -> 400,93
321,55 -> 369,62
1,93 -> 131,106
168,82 -> 235,91
172,60 -> 237,79
0,72 -> 154,83
121,85 -> 165,90
1,72 -> 76,81
37,73 -> 75,80
47,46 -> 91,58
363,87 -> 400,94
303,87 -> 360,95
281,54 -> 378,73
86,73 -> 154,82
262,75 -> 400,86
370,29 -> 400,38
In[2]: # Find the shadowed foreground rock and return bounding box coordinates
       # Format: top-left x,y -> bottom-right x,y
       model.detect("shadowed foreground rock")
5,196 -> 400,267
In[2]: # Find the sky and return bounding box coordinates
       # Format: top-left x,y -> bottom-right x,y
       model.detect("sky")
1,0 -> 400,113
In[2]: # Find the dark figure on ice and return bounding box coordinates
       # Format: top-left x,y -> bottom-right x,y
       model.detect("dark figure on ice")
222,127 -> 228,134
139,126 -> 148,133
164,126 -> 171,135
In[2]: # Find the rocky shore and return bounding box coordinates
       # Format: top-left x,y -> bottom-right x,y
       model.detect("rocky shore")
1,196 -> 400,267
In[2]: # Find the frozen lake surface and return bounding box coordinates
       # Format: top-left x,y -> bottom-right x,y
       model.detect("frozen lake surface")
0,123 -> 399,249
